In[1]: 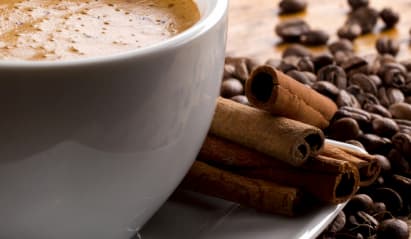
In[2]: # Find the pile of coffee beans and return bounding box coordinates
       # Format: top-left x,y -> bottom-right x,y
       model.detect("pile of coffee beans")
222,42 -> 411,239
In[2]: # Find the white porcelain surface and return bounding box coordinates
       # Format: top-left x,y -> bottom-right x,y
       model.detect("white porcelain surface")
141,140 -> 364,239
0,1 -> 228,238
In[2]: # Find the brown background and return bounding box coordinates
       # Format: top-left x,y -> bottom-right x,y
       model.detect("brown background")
226,0 -> 411,236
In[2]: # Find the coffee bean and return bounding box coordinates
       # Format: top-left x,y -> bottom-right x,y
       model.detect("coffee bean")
374,155 -> 392,174
337,22 -> 362,41
357,92 -> 381,107
286,70 -> 315,85
328,117 -> 362,141
389,102 -> 411,120
368,74 -> 383,88
372,187 -> 404,214
392,132 -> 411,158
297,56 -> 315,72
349,73 -> 378,95
347,0 -> 369,10
347,7 -> 379,34
341,56 -> 368,76
275,19 -> 310,42
364,103 -> 392,118
377,218 -> 409,239
282,44 -> 313,58
312,81 -> 340,100
346,139 -> 366,149
328,211 -> 346,233
220,78 -> 244,98
312,53 -> 335,73
388,149 -> 410,174
371,117 -> 399,138
380,8 -> 400,29
300,29 -> 329,46
230,95 -> 250,106
328,39 -> 354,55
223,64 -> 236,79
334,106 -> 372,127
358,134 -> 392,154
379,63 -> 407,88
225,57 -> 251,82
336,90 -> 361,108
277,57 -> 299,73
376,37 -> 400,56
278,0 -> 307,14
345,194 -> 374,213
317,65 -> 347,89
386,87 -> 405,105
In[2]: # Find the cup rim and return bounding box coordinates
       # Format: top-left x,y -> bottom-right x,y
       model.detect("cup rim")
0,0 -> 228,69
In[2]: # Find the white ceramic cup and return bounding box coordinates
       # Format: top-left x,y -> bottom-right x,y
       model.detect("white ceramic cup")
0,1 -> 228,238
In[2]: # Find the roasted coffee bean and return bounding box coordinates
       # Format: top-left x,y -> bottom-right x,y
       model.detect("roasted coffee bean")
358,134 -> 392,154
401,80 -> 411,95
223,64 -> 236,79
399,59 -> 411,72
379,87 -> 393,107
337,22 -> 362,41
372,202 -> 387,214
328,39 -> 354,55
371,117 -> 399,138
328,211 -> 346,233
312,81 -> 340,100
387,87 -> 405,105
328,117 -> 362,141
220,78 -> 244,98
372,187 -> 404,214
230,95 -> 250,105
347,7 -> 379,34
278,0 -> 307,14
375,155 -> 392,174
388,175 -> 411,207
349,73 -> 378,95
369,74 -> 383,88
345,194 -> 374,213
225,57 -> 251,82
300,29 -> 330,46
297,56 -> 315,72
363,103 -> 392,118
379,63 -> 407,88
334,50 -> 355,66
392,132 -> 411,157
312,53 -> 335,73
388,149 -> 410,174
376,37 -> 400,56
334,106 -> 372,127
286,70 -> 315,85
356,211 -> 379,228
389,102 -> 411,120
336,90 -> 361,108
377,218 -> 409,239
278,56 -> 300,73
347,0 -> 369,10
282,44 -> 313,58
380,8 -> 400,29
346,84 -> 363,97
341,56 -> 368,76
357,92 -> 380,107
317,65 -> 347,89
275,19 -> 310,42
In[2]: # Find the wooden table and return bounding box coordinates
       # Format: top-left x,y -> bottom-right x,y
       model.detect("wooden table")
226,0 -> 411,236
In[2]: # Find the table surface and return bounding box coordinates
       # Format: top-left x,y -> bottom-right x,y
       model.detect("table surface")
225,0 -> 411,236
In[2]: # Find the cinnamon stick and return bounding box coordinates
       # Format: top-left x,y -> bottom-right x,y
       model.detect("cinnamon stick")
198,135 -> 360,203
321,142 -> 381,187
180,160 -> 303,216
210,97 -> 325,166
245,65 -> 338,129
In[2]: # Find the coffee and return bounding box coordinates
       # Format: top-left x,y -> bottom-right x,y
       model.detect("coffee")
0,0 -> 200,61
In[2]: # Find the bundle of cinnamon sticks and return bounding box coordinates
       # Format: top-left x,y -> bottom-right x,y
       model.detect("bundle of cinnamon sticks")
180,65 -> 381,216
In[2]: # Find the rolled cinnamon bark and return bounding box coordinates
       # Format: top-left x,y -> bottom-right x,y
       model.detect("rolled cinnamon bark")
199,135 -> 359,203
210,97 -> 324,166
180,160 -> 303,216
245,65 -> 338,129
321,142 -> 381,187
